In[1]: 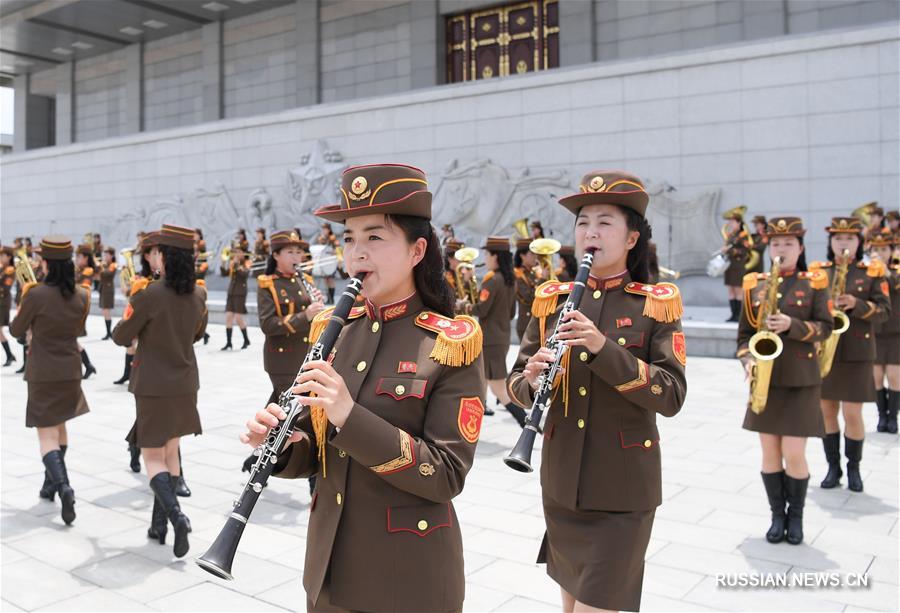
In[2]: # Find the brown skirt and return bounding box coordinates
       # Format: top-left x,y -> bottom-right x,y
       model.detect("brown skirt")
0,302 -> 9,326
822,361 -> 875,402
742,385 -> 825,437
133,393 -> 201,448
482,343 -> 509,380
26,380 -> 90,428
875,334 -> 900,366
100,288 -> 115,309
724,260 -> 745,287
226,293 -> 247,314
539,492 -> 655,612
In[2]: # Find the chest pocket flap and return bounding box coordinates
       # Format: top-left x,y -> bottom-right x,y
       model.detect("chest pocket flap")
604,330 -> 645,349
376,377 -> 428,400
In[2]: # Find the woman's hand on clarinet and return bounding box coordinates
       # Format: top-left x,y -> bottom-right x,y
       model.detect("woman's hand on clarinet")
240,403 -> 306,448
523,347 -> 561,390
292,359 -> 354,427
555,310 -> 606,354
305,301 -> 326,321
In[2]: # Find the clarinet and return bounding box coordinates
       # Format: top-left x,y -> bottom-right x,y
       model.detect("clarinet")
197,273 -> 366,580
503,250 -> 595,473
295,264 -> 325,303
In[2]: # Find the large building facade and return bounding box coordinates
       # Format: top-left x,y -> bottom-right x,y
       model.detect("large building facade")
1,0 -> 898,300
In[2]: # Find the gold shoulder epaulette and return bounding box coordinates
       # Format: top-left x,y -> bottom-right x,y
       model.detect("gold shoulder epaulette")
196,279 -> 206,288
308,304 -> 366,345
531,280 -> 575,318
415,311 -> 482,367
303,272 -> 315,285
257,274 -> 273,289
809,260 -> 832,270
742,272 -> 764,291
866,259 -> 886,277
21,281 -> 38,299
624,282 -> 684,323
513,267 -> 526,280
482,270 -> 495,283
4,265 -> 14,275
799,269 -> 828,290
129,277 -> 150,297
82,267 -> 94,277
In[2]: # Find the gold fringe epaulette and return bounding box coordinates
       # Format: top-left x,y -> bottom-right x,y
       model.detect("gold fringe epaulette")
624,282 -> 684,323
800,269 -> 828,290
308,305 -> 366,346
129,277 -> 150,297
257,274 -> 273,289
742,272 -> 763,291
81,267 -> 94,277
513,267 -> 526,280
21,281 -> 38,299
415,312 -> 482,367
809,260 -> 832,270
865,259 -> 886,277
531,280 -> 575,318
196,279 -> 206,288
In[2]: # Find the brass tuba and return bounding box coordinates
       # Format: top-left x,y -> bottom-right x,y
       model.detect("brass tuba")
817,249 -> 851,377
13,247 -> 37,286
529,238 -> 561,281
454,247 -> 479,304
119,249 -> 136,288
747,256 -> 784,414
512,218 -> 529,240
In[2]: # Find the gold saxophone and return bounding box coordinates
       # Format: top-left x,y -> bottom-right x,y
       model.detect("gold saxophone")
748,256 -> 785,414
817,249 -> 851,377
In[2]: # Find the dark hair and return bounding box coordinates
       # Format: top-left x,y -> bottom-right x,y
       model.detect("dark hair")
140,252 -> 153,278
561,253 -> 578,279
265,253 -> 278,275
617,206 -> 652,284
826,233 -> 864,262
489,250 -> 515,286
385,215 -> 454,317
514,246 -> 530,268
160,245 -> 196,295
195,228 -> 204,240
80,251 -> 96,269
44,259 -> 76,298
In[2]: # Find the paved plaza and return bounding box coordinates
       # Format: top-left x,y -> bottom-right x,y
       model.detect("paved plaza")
1,314 -> 898,612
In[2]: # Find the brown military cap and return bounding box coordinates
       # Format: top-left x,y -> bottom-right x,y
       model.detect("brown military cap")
316,163 -> 431,223
76,243 -> 93,256
515,238 -> 531,250
140,231 -> 161,253
886,210 -> 899,222
157,224 -> 195,250
869,228 -> 894,248
766,216 -> 806,237
752,215 -> 767,225
826,216 -> 865,234
270,229 -> 305,251
444,238 -> 464,256
1,245 -> 14,256
559,170 -> 650,217
559,245 -> 575,256
39,236 -> 73,260
482,236 -> 511,252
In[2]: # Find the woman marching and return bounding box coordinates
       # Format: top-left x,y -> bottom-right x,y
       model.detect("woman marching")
10,237 -> 91,526
113,224 -> 208,557
720,206 -> 752,322
871,229 -> 900,434
74,244 -> 98,378
242,163 -> 486,612
461,237 -> 523,426
815,217 -> 890,493
98,247 -> 117,340
220,245 -> 251,350
736,217 -> 833,545
1,245 -> 17,367
507,171 -> 687,612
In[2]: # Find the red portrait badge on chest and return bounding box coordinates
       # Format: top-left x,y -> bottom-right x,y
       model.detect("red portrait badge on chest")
457,397 -> 485,444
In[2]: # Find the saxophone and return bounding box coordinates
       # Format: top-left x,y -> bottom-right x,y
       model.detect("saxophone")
817,249 -> 851,378
747,256 -> 784,414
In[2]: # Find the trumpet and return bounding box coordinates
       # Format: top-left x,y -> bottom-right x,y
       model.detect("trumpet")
13,247 -> 36,286
454,247 -> 479,304
530,238 -> 561,281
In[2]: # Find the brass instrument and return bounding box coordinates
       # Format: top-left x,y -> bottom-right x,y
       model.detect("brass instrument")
529,238 -> 561,281
453,247 -> 479,304
119,249 -> 136,288
817,249 -> 852,377
295,255 -> 340,273
512,218 -> 529,240
197,251 -> 212,260
747,256 -> 784,414
13,247 -> 37,286
852,201 -> 877,227
745,249 -> 761,272
659,265 -> 681,280
220,245 -> 232,262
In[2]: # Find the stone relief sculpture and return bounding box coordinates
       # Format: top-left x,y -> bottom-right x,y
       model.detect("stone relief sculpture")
285,140 -> 347,237
644,181 -> 722,276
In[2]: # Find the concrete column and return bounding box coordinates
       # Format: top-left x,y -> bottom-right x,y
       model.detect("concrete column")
559,0 -> 596,67
410,0 -> 439,88
202,20 -> 223,121
295,0 -> 320,106
55,61 -> 75,145
13,73 -> 29,152
124,42 -> 143,134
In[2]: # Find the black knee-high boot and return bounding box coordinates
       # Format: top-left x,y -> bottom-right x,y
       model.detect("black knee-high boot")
114,354 -> 133,385
1,340 -> 15,367
820,432 -> 842,488
221,328 -> 233,350
845,436 -> 864,492
876,388 -> 889,432
784,474 -> 809,545
102,319 -> 112,340
16,343 -> 27,374
174,448 -> 191,497
42,449 -> 75,525
761,471 -> 786,543
240,327 -> 250,349
887,390 -> 899,434
147,496 -> 167,544
80,349 -> 96,379
727,299 -> 740,322
327,287 -> 335,304
128,443 -> 141,472
149,472 -> 190,558
505,403 -> 527,428
40,444 -> 67,501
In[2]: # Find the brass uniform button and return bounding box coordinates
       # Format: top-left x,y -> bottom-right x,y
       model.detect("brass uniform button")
776,293 -> 783,299
356,361 -> 366,372
593,290 -> 601,299
865,333 -> 870,339
651,384 -> 662,395
578,386 -> 587,396
797,300 -> 802,306
643,439 -> 652,448
417,520 -> 428,531
418,463 -> 435,476
419,313 -> 429,320
336,493 -> 343,505
303,336 -> 308,342
371,321 -> 380,333
579,351 -> 588,362
807,352 -> 813,358
577,418 -> 585,429
278,348 -> 284,353
617,337 -> 626,346
338,450 -> 347,458
395,384 -> 406,396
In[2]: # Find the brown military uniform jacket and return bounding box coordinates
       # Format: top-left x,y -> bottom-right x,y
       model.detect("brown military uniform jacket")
273,293 -> 485,612
514,266 -> 537,316
99,263 -> 116,306
469,271 -> 516,347
748,233 -> 768,274
736,269 -> 834,387
10,284 -> 91,382
222,260 -> 250,297
76,266 -> 94,289
507,272 -> 687,512
112,281 -> 208,396
875,265 -> 900,337
1,265 -> 14,318
812,260 -> 891,362
257,271 -> 315,376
